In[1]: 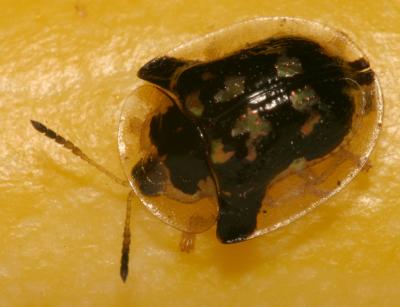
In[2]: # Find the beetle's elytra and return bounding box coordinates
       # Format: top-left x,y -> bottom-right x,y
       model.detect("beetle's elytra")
134,36 -> 373,243
120,17 -> 382,245
32,17 -> 383,280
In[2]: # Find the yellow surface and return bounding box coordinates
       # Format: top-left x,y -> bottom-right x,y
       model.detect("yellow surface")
0,1 -> 399,306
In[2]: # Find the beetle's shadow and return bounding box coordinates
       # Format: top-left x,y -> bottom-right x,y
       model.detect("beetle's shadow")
206,167 -> 378,279
207,232 -> 266,277
205,203 -> 345,279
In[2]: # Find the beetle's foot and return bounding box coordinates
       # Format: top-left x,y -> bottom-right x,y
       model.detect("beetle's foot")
179,232 -> 196,253
362,160 -> 372,172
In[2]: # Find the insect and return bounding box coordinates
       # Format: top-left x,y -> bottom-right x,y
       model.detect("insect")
31,17 -> 383,281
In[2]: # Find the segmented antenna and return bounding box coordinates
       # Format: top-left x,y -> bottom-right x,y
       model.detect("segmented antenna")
30,120 -> 129,187
31,120 -> 136,282
120,191 -> 134,282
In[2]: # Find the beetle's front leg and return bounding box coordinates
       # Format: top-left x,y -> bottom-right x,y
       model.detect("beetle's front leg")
179,232 -> 196,253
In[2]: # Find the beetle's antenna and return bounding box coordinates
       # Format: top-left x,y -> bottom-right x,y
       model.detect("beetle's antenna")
120,191 -> 134,282
30,120 -> 129,187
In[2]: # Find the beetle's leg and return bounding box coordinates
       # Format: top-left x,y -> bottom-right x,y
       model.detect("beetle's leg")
296,149 -> 347,187
295,167 -> 330,198
120,191 -> 134,282
340,148 -> 372,172
179,232 -> 196,253
30,120 -> 129,187
315,147 -> 371,182
293,146 -> 371,198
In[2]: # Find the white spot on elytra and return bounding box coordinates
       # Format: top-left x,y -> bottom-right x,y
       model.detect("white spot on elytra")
276,55 -> 303,78
290,86 -> 320,111
214,76 -> 245,103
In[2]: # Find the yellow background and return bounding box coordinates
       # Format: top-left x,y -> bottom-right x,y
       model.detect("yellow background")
0,1 -> 399,306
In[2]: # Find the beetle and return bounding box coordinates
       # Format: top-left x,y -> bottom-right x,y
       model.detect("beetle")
31,17 -> 383,282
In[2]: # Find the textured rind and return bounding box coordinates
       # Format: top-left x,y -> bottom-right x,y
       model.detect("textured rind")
0,1 -> 397,307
